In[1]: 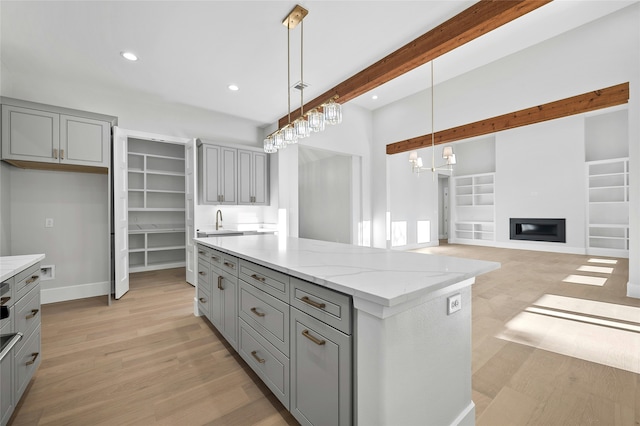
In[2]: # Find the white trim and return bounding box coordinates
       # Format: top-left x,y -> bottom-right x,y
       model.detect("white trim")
627,280 -> 640,298
450,401 -> 475,426
42,281 -> 110,304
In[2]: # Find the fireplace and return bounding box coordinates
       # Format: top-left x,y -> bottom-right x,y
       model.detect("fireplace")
510,218 -> 566,243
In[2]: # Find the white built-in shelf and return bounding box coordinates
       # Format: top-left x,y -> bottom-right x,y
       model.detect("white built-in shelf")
453,173 -> 496,244
127,139 -> 187,272
586,158 -> 629,257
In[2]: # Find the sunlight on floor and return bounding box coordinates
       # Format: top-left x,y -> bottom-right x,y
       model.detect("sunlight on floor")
497,294 -> 640,374
562,275 -> 607,286
588,258 -> 618,265
577,265 -> 614,274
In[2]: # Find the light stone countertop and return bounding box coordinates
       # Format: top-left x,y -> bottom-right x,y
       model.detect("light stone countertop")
195,235 -> 499,309
0,254 -> 46,282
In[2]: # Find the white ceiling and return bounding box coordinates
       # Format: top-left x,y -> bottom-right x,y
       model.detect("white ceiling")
0,1 -> 634,128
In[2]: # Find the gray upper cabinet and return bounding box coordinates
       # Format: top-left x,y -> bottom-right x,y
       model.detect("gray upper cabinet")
238,149 -> 269,205
2,104 -> 110,168
198,144 -> 237,205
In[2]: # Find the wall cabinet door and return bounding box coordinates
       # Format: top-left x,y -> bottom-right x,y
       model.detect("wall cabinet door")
2,105 -> 110,168
290,308 -> 351,426
199,144 -> 237,205
60,115 -> 110,167
1,105 -> 59,163
238,149 -> 268,205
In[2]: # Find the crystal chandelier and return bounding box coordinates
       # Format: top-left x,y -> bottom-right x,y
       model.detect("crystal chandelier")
264,5 -> 342,154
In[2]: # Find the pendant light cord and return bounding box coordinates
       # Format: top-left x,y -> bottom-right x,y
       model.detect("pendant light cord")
287,22 -> 291,125
300,20 -> 304,117
431,60 -> 435,171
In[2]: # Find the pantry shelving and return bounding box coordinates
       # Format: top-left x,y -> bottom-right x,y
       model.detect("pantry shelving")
127,139 -> 186,272
453,173 -> 495,244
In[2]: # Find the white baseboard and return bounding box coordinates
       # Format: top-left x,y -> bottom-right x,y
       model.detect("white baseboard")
451,401 -> 475,426
42,281 -> 110,304
627,280 -> 640,299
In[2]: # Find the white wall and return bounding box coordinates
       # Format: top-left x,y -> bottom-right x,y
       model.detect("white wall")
9,168 -> 110,299
495,116 -> 586,252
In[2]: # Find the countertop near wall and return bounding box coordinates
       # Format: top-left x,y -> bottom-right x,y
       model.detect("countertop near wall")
0,254 -> 45,282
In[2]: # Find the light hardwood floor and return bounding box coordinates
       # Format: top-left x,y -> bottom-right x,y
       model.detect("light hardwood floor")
9,245 -> 640,425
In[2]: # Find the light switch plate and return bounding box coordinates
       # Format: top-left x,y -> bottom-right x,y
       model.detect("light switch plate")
45,218 -> 54,228
447,293 -> 462,315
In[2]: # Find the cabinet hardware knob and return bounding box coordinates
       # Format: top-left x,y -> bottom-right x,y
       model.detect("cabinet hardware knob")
217,276 -> 224,290
224,261 -> 235,269
199,271 -> 206,276
53,148 -> 58,159
26,352 -> 39,366
250,350 -> 266,364
0,296 -> 10,306
302,329 -> 326,346
301,296 -> 326,309
26,309 -> 39,319
26,275 -> 39,285
199,297 -> 207,303
250,274 -> 265,283
60,149 -> 65,159
250,307 -> 265,317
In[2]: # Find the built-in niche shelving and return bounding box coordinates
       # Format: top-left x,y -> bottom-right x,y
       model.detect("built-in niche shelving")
127,139 -> 186,272
453,173 -> 495,243
586,157 -> 629,257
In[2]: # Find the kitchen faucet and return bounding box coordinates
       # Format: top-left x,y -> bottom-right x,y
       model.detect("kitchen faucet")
215,210 -> 223,230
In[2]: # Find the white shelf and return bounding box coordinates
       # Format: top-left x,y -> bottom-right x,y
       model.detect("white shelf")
453,173 -> 495,245
127,138 -> 187,273
586,158 -> 629,257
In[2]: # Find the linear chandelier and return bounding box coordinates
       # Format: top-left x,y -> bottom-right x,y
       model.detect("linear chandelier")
264,4 -> 342,154
409,60 -> 456,174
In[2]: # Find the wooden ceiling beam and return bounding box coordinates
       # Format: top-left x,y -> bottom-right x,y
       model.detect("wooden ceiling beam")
386,82 -> 630,155
278,0 -> 552,129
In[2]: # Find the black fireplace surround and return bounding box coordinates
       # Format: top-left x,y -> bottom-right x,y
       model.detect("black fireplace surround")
510,218 -> 566,243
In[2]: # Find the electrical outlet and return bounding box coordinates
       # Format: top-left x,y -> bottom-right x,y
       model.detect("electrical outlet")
447,293 -> 462,315
45,218 -> 54,228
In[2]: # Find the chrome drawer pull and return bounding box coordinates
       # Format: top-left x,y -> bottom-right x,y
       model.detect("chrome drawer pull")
199,271 -> 206,276
26,352 -> 39,366
301,296 -> 326,309
250,274 -> 266,283
53,148 -> 58,159
0,296 -> 9,306
211,256 -> 220,262
26,275 -> 39,285
60,149 -> 65,159
223,261 -> 235,269
217,276 -> 224,290
26,309 -> 39,319
199,297 -> 207,303
250,350 -> 265,364
250,307 -> 265,317
198,250 -> 205,255
302,329 -> 326,346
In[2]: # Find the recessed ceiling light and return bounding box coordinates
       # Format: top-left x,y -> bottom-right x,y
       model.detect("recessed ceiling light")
228,84 -> 239,91
121,51 -> 138,61
372,95 -> 378,100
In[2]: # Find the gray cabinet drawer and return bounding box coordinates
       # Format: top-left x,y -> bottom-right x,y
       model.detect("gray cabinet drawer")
197,260 -> 210,286
239,281 -> 289,356
15,285 -> 40,338
197,245 -> 211,263
239,260 -> 289,302
197,281 -> 211,318
210,249 -> 238,276
238,319 -> 289,409
14,325 -> 41,398
291,277 -> 352,335
15,264 -> 40,301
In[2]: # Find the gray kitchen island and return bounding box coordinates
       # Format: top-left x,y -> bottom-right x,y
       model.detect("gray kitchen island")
194,235 -> 499,426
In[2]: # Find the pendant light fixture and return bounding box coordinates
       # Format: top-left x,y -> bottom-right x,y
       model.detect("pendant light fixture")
264,4 -> 343,154
409,60 -> 456,174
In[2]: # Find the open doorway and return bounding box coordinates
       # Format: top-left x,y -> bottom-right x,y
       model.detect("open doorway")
298,146 -> 353,244
438,175 -> 450,241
